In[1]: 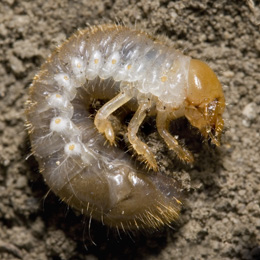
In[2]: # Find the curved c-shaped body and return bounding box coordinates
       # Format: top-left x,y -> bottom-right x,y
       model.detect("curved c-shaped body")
26,24 -> 224,230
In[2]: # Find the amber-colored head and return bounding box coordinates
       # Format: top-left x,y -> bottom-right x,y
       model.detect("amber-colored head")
185,59 -> 225,146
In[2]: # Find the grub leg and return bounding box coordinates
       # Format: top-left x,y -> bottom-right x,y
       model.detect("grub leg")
94,91 -> 131,144
156,111 -> 194,163
128,102 -> 158,171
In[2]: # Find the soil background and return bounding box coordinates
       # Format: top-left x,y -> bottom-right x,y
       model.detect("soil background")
0,0 -> 260,259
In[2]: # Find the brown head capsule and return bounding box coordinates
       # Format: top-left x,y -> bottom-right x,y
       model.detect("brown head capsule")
25,24 -> 225,231
186,59 -> 225,146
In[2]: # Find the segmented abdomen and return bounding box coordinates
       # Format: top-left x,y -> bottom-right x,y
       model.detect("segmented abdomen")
26,25 -> 183,230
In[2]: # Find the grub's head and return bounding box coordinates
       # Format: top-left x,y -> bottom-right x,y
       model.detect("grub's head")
185,59 -> 225,146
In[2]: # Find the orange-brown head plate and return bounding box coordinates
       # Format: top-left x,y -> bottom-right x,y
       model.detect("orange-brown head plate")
185,59 -> 225,146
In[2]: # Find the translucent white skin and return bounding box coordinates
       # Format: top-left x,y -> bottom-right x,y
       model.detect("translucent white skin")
26,25 -> 187,230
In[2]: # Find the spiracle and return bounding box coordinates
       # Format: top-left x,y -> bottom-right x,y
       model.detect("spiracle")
25,24 -> 225,230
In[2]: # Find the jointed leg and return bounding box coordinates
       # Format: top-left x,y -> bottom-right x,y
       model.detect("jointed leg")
156,111 -> 194,163
128,102 -> 158,171
94,91 -> 131,144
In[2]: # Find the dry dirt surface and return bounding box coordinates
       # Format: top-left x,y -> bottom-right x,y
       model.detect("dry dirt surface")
0,0 -> 260,259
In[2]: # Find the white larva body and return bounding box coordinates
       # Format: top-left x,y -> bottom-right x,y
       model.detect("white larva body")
53,26 -> 190,107
26,24 -> 193,230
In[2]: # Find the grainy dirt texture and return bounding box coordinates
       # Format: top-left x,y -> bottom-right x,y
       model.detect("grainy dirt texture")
0,0 -> 259,259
